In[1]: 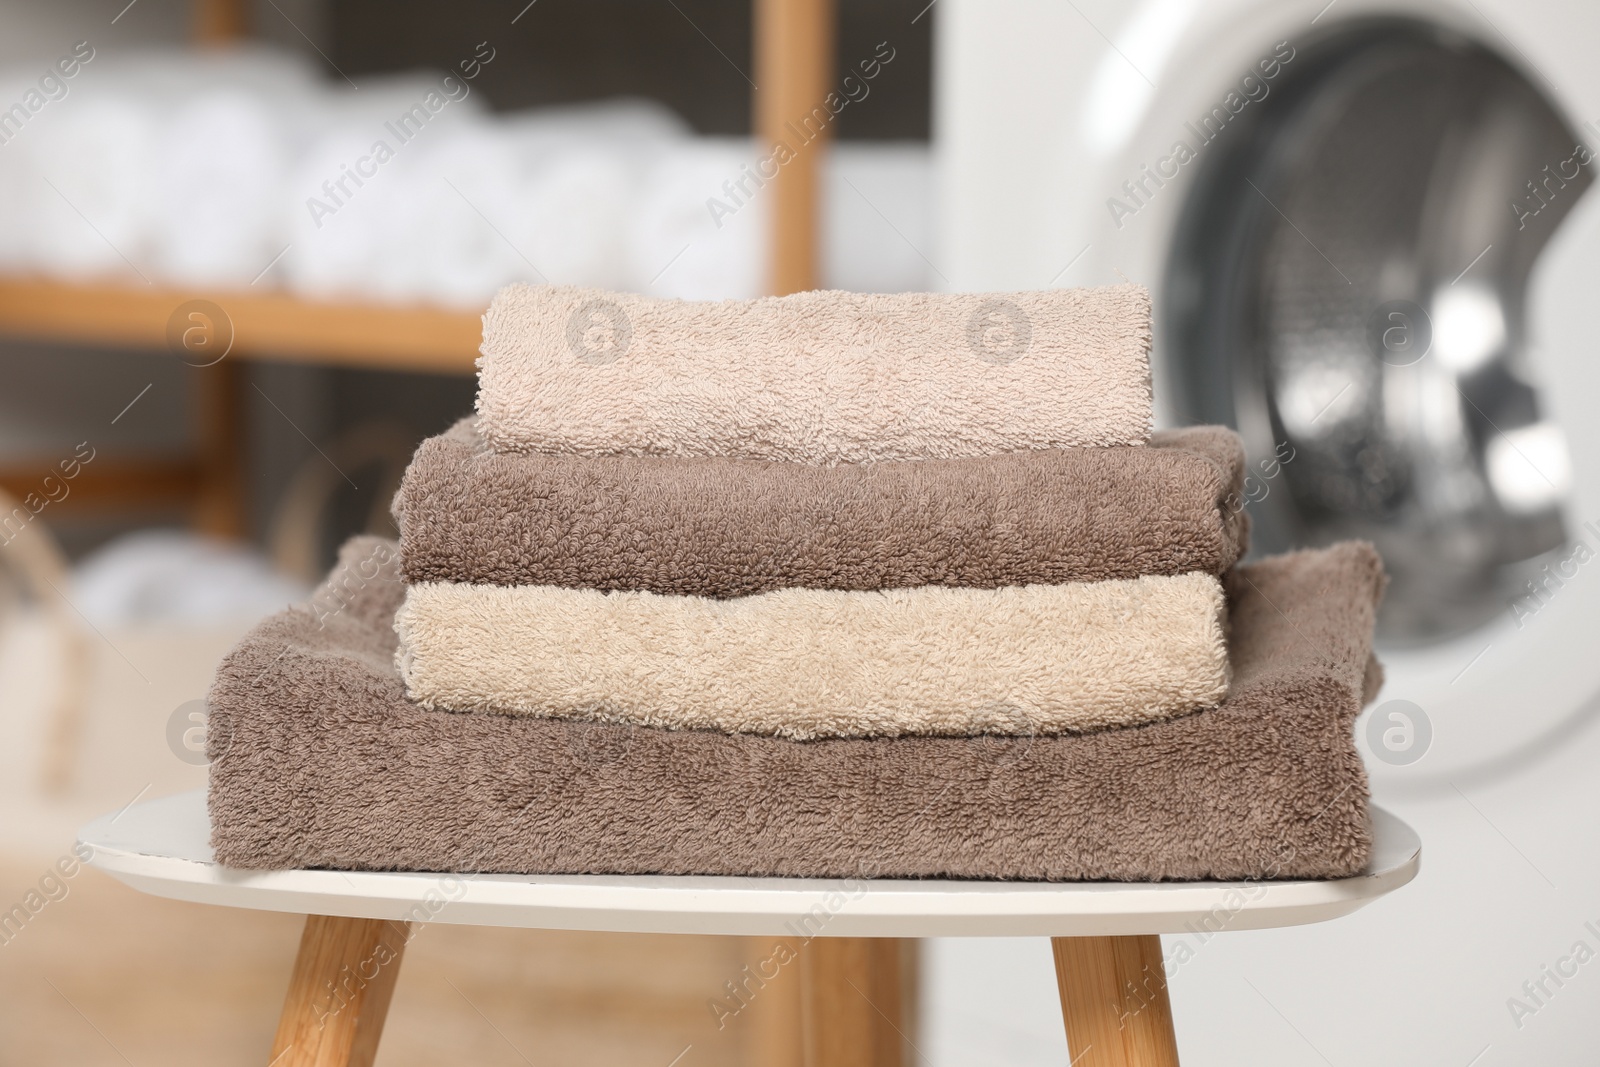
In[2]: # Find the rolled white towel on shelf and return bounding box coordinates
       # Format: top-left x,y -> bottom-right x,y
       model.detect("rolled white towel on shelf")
149,90 -> 298,288
280,73 -> 489,303
302,70 -> 490,142
500,97 -> 692,155
628,137 -> 767,300
281,128 -> 394,302
498,99 -> 692,292
88,45 -> 317,111
80,46 -> 318,291
0,44 -> 943,302
516,147 -> 640,290
394,123 -> 533,308
6,45 -> 318,288
18,95 -> 156,283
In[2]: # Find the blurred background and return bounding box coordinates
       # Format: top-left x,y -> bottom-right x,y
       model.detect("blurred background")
2,0 -> 1599,1063
0,2 -> 931,1064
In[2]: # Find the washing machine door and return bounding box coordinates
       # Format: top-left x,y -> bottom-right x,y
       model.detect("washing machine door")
1166,18 -> 1584,643
1160,15 -> 1600,789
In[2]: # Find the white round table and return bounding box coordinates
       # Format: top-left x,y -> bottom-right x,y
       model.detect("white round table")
79,790 -> 1420,1067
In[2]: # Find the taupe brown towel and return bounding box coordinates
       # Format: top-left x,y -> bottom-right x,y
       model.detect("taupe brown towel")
396,420 -> 1249,594
394,573 -> 1230,739
476,284 -> 1153,464
207,537 -> 1383,880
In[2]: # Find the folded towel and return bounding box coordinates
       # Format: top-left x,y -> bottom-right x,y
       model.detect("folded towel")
394,572 -> 1229,739
207,536 -> 1383,880
397,420 -> 1249,594
476,284 -> 1153,463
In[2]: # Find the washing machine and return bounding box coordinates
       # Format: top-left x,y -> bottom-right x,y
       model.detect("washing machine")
933,0 -> 1600,1061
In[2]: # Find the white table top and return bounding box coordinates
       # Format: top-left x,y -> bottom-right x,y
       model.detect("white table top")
78,790 -> 1419,938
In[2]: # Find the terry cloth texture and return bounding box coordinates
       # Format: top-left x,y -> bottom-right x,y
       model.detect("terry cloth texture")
396,420 -> 1250,594
208,537 -> 1384,880
475,284 -> 1153,463
393,573 -> 1231,739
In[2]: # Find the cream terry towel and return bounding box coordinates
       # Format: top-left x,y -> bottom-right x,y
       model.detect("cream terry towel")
476,284 -> 1153,463
394,573 -> 1229,740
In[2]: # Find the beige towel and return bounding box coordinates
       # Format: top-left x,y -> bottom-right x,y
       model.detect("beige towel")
476,284 -> 1153,463
394,573 -> 1229,740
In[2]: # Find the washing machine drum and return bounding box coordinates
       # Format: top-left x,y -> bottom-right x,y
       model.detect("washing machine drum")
1166,19 -> 1588,645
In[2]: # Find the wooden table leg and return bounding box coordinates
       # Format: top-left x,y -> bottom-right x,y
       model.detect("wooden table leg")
267,915 -> 410,1067
798,937 -> 915,1067
1052,936 -> 1180,1066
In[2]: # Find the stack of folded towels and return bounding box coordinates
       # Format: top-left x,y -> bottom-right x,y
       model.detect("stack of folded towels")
208,284 -> 1386,881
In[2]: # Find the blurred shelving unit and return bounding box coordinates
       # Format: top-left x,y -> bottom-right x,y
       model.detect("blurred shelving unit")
0,277 -> 484,373
0,278 -> 484,535
0,0 -> 832,540
0,2 -> 923,1066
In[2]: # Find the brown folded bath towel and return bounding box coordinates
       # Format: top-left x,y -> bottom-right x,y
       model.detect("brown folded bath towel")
396,420 -> 1249,594
207,537 -> 1383,881
476,284 -> 1153,463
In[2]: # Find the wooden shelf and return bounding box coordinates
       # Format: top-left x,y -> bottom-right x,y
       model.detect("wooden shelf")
0,277 -> 482,375
0,458 -> 203,515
